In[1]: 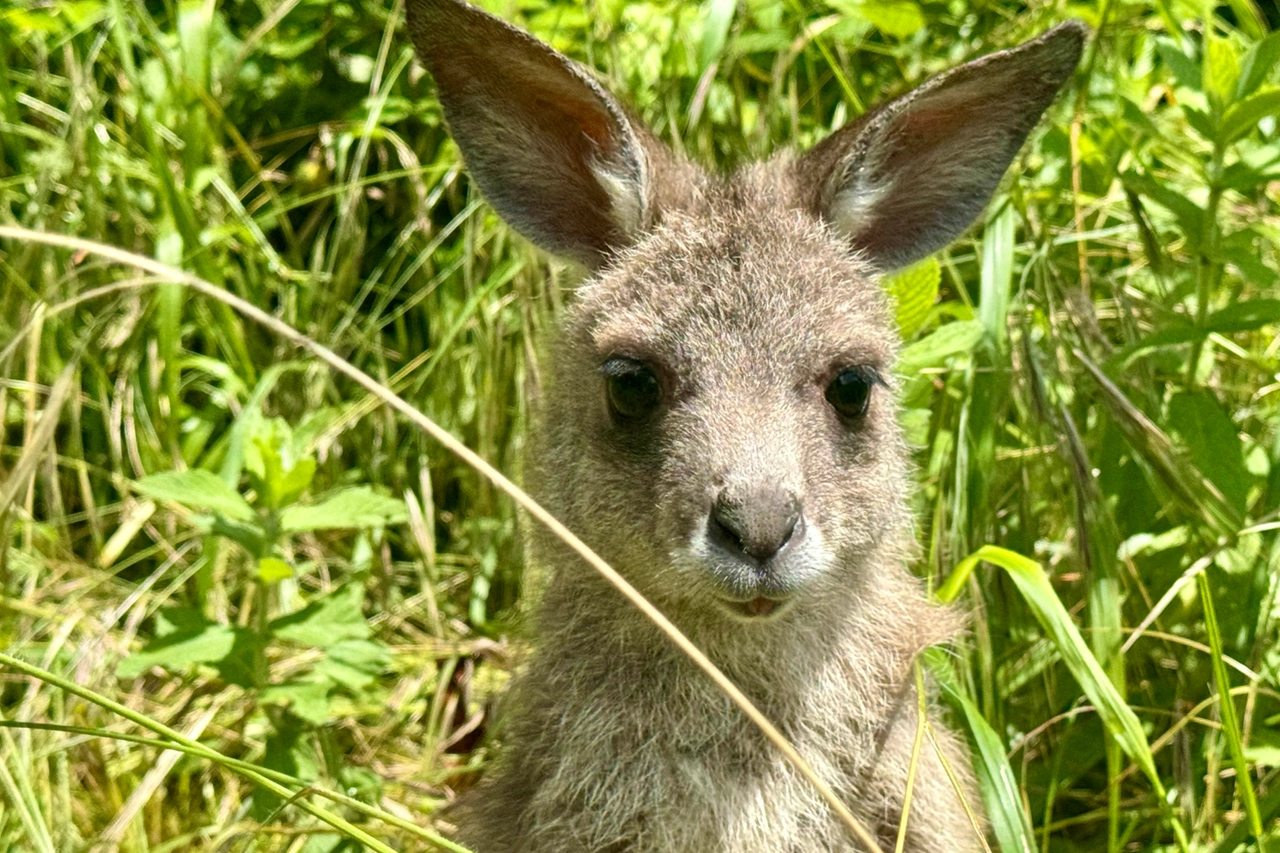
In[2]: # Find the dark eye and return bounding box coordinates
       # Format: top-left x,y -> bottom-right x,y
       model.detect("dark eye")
603,358 -> 663,422
825,368 -> 875,419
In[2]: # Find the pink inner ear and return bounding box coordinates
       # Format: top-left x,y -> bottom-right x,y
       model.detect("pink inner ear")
538,93 -> 617,152
503,55 -> 621,153
429,48 -> 620,154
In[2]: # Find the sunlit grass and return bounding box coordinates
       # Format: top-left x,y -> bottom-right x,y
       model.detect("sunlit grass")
1,0 -> 1279,851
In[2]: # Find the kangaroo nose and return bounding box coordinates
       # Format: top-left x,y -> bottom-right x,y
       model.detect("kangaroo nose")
708,487 -> 802,564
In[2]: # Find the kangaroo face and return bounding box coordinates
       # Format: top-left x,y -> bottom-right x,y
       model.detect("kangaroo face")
405,0 -> 1083,623
543,181 -> 908,621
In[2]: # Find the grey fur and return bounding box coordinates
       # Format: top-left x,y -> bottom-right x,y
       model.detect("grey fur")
404,4 -> 1084,851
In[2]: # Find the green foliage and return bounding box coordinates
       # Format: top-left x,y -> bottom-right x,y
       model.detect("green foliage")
1,0 -> 1279,851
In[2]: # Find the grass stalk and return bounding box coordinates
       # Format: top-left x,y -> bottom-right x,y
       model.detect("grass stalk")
0,225 -> 886,853
0,651 -> 409,853
1196,570 -> 1266,849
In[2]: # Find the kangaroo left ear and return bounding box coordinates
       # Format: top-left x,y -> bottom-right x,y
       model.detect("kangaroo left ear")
795,22 -> 1087,272
405,0 -> 670,269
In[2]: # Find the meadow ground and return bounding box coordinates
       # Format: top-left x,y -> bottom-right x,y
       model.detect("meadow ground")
1,1 -> 1279,851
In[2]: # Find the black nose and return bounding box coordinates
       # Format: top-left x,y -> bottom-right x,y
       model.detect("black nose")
708,487 -> 802,564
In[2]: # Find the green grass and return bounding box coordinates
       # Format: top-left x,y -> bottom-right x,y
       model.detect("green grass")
2,0 -> 1280,852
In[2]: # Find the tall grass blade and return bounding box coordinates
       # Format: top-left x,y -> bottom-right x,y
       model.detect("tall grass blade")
1196,571 -> 1267,849
939,545 -> 1191,852
926,648 -> 1036,853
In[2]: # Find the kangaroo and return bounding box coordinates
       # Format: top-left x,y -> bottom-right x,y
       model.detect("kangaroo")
405,3 -> 1083,851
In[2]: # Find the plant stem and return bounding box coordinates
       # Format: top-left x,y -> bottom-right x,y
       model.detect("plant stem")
1187,141 -> 1226,387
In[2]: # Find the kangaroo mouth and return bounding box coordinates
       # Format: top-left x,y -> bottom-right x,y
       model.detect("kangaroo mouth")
721,596 -> 789,620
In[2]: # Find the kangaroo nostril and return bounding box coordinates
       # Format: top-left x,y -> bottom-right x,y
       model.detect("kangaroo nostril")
709,507 -> 746,554
709,489 -> 803,564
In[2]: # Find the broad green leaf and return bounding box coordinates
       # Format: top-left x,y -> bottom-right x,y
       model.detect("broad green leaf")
133,469 -> 253,521
313,639 -> 390,692
927,648 -> 1035,853
937,546 -> 1163,788
1121,170 -> 1204,248
274,457 -> 317,508
1208,299 -> 1280,332
1107,324 -> 1204,369
1168,391 -> 1251,511
1106,300 -> 1280,369
8,9 -> 65,32
1204,33 -> 1242,110
118,608 -> 263,687
898,406 -> 931,448
1221,90 -> 1280,143
210,515 -> 268,557
826,0 -> 923,38
261,679 -> 332,725
1156,38 -> 1200,90
697,0 -> 736,75
246,417 -> 314,509
857,0 -> 923,38
1079,351 -> 1242,537
257,557 -> 293,583
883,256 -> 940,339
897,320 -> 983,378
979,202 -> 1014,350
280,486 -> 407,532
118,623 -> 237,678
255,715 -> 320,821
1237,31 -> 1280,99
271,583 -> 370,647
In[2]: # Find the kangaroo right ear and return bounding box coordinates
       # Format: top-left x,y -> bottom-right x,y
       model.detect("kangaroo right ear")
796,22 -> 1086,272
406,0 -> 655,268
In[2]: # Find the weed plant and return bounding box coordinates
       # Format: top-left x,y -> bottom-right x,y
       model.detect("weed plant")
1,1 -> 1279,852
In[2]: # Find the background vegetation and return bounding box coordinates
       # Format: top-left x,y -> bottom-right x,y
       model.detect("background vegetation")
1,0 -> 1279,851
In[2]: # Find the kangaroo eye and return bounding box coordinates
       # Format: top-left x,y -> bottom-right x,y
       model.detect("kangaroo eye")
825,368 -> 875,419
603,358 -> 662,422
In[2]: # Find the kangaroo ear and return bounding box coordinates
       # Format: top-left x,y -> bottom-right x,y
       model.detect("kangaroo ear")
796,22 -> 1087,271
406,0 -> 654,268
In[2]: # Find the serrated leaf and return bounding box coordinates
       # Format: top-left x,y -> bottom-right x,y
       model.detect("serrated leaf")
244,416 -> 316,509
118,607 -> 263,686
280,486 -> 407,532
826,0 -> 922,38
896,320 -> 983,378
275,457 -> 317,508
1237,30 -> 1280,99
210,515 -> 268,557
1207,299 -> 1280,332
1157,38 -> 1200,90
883,256 -> 940,339
313,639 -> 390,692
118,623 -> 237,678
1168,391 -> 1251,511
1204,33 -> 1242,109
1221,89 -> 1280,143
271,583 -> 370,647
1121,170 -> 1205,248
261,679 -> 332,725
257,557 -> 293,583
857,0 -> 922,38
133,470 -> 253,520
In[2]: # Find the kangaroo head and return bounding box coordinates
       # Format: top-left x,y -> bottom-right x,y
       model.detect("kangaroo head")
406,0 -> 1083,624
